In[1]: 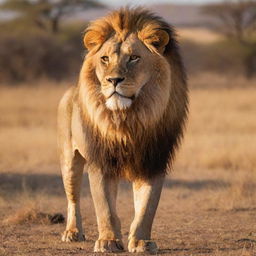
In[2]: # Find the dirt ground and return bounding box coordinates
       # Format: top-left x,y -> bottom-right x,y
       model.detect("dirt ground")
1,83 -> 256,255
1,169 -> 256,256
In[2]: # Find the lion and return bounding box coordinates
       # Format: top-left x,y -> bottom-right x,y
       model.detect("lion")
57,7 -> 188,253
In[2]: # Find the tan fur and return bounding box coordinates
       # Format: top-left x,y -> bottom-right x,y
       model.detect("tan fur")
58,7 -> 188,253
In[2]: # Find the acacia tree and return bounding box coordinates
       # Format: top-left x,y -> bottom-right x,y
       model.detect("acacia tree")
0,0 -> 104,33
202,0 -> 256,78
202,0 -> 256,42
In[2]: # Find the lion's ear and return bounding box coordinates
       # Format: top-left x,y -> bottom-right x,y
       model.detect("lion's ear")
83,30 -> 105,51
139,29 -> 169,54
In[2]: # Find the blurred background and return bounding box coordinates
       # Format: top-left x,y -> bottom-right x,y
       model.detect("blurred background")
0,1 -> 256,255
0,0 -> 255,83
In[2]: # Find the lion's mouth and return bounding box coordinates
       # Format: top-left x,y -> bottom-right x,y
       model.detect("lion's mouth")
105,91 -> 135,111
108,91 -> 135,100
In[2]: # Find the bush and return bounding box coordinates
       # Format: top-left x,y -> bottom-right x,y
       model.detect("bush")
0,26 -> 85,84
181,39 -> 256,78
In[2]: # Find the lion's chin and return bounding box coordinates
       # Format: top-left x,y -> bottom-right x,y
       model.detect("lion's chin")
105,94 -> 132,111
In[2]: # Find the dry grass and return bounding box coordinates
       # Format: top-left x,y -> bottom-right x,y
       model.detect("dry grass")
3,204 -> 50,225
175,83 -> 256,173
0,75 -> 256,255
0,83 -> 67,173
1,75 -> 255,175
178,28 -> 222,44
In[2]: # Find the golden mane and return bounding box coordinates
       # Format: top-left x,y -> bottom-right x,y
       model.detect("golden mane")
84,8 -> 172,54
78,7 -> 189,180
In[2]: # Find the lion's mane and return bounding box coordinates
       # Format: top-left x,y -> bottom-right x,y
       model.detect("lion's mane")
78,8 -> 188,180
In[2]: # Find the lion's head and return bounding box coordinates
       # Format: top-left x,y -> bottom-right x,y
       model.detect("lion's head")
78,7 -> 188,179
85,30 -> 170,112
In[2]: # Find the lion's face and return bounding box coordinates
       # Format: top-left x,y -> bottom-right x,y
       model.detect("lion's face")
94,34 -> 154,111
80,9 -> 187,138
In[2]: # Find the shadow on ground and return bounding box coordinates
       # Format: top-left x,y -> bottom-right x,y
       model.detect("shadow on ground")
0,173 -> 67,197
164,178 -> 230,190
0,172 -> 230,198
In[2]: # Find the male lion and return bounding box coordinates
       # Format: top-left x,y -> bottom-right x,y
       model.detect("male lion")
58,7 -> 188,253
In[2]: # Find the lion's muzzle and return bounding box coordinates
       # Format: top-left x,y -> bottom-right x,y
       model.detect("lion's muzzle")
106,76 -> 125,87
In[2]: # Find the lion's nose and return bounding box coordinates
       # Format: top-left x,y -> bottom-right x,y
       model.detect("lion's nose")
106,77 -> 125,87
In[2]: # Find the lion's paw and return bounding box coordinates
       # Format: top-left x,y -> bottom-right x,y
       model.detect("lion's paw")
61,229 -> 85,242
128,239 -> 158,254
94,239 -> 124,253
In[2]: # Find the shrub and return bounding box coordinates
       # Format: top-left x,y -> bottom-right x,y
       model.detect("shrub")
0,26 -> 85,84
181,39 -> 256,78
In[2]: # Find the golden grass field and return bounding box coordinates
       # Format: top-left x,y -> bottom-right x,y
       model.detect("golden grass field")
0,73 -> 256,255
178,28 -> 222,44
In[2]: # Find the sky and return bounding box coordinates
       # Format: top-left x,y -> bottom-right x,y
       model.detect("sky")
99,0 -> 222,7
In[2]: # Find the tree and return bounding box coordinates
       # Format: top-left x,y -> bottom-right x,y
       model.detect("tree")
0,0 -> 105,33
202,0 -> 256,78
202,0 -> 256,42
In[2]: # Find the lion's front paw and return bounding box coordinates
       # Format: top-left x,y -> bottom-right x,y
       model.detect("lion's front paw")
128,238 -> 158,254
94,239 -> 124,253
61,229 -> 85,242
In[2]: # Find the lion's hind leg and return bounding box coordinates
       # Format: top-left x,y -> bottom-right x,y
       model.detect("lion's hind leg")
61,150 -> 85,242
128,175 -> 164,254
58,88 -> 86,242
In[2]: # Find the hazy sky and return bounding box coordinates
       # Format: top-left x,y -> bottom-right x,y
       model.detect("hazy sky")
99,0 -> 222,6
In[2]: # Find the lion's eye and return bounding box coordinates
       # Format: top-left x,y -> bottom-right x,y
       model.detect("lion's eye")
129,55 -> 140,62
101,56 -> 109,63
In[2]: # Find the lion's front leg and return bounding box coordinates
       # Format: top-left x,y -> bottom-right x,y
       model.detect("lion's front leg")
128,175 -> 164,254
88,169 -> 124,253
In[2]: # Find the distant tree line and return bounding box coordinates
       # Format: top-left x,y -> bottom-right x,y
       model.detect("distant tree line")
0,0 -> 255,84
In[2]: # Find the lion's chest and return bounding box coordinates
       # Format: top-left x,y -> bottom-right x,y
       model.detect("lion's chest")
83,121 -> 175,180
